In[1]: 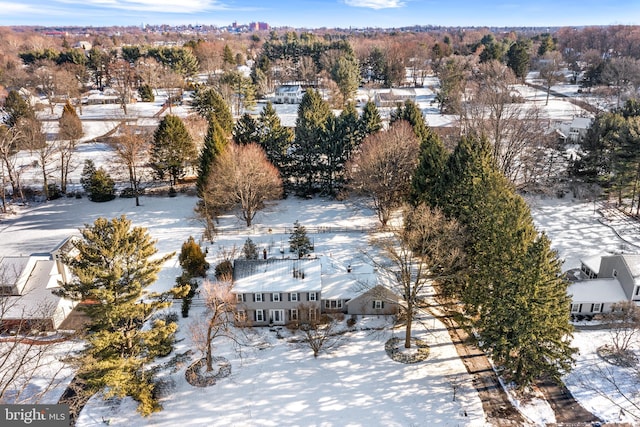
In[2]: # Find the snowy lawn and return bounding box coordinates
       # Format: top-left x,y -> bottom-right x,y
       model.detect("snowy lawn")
77,315 -> 485,427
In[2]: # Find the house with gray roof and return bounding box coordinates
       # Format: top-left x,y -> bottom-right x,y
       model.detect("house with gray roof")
232,255 -> 400,326
568,254 -> 640,316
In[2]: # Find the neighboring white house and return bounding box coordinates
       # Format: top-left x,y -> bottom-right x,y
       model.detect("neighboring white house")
556,116 -> 593,143
273,84 -> 304,104
373,88 -> 416,108
568,253 -> 640,316
0,239 -> 77,331
232,255 -> 399,326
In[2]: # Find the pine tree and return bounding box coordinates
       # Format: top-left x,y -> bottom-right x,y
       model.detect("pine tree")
151,115 -> 197,187
360,100 -> 383,136
507,40 -> 531,82
289,220 -> 312,258
233,113 -> 259,145
484,233 -> 575,387
196,116 -> 227,197
80,159 -> 97,192
190,88 -> 233,134
391,99 -> 431,142
3,90 -> 35,128
86,167 -> 116,202
179,236 -> 209,278
242,238 -> 259,260
435,134 -> 576,388
57,216 -> 183,416
319,103 -> 362,195
409,130 -> 448,206
293,89 -> 331,195
257,102 -> 293,179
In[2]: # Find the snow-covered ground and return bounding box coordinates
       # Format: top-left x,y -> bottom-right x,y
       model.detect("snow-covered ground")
2,84 -> 637,425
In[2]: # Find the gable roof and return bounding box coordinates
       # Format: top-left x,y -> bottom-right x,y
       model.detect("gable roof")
233,258 -> 322,293
621,254 -> 640,277
568,278 -> 628,303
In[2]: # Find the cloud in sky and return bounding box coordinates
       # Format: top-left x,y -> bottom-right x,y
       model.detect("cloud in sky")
343,0 -> 404,10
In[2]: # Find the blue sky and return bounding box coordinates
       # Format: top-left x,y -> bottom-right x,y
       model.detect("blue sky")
0,0 -> 637,28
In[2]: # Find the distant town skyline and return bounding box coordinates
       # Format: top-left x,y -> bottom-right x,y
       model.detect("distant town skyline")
1,0 -> 637,29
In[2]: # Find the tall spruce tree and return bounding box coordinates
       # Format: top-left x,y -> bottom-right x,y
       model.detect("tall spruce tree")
391,99 -> 431,142
57,216 -> 185,416
197,116 -> 227,197
409,130 -> 447,206
360,100 -> 383,136
293,89 -> 331,195
151,115 -> 197,187
233,113 -> 259,145
289,220 -> 312,258
257,102 -> 293,179
436,134 -> 575,388
190,87 -> 233,134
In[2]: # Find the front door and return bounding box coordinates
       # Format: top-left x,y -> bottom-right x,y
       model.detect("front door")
269,309 -> 285,325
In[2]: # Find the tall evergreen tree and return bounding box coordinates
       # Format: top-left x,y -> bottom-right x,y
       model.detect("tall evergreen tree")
482,233 -> 575,386
233,113 -> 259,145
391,99 -> 431,142
190,87 -> 233,134
257,102 -> 293,180
292,89 -> 331,195
3,90 -> 35,128
507,40 -> 531,82
409,130 -> 447,206
360,100 -> 383,136
319,103 -> 362,195
436,134 -> 575,388
57,216 -> 184,416
151,115 -> 197,187
197,116 -> 228,196
289,220 -> 312,258
331,52 -> 360,106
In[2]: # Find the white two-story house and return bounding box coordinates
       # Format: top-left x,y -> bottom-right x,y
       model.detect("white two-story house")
568,254 -> 640,316
232,256 -> 399,326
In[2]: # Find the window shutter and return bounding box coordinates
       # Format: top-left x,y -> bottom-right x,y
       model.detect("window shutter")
372,301 -> 376,309
253,294 -> 256,302
590,303 -> 594,312
262,293 -> 265,302
381,301 -> 385,309
253,311 -> 256,321
288,293 -> 291,301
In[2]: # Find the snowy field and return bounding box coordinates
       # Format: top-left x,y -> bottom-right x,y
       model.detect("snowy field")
1,83 -> 637,425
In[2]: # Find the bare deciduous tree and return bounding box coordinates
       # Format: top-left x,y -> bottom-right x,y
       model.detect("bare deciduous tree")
538,52 -> 565,106
0,124 -> 24,204
189,279 -> 236,372
297,308 -> 342,358
57,103 -> 83,194
367,204 -> 466,348
204,143 -> 282,227
603,301 -> 640,358
461,61 -> 552,187
346,121 -> 419,227
113,124 -> 151,206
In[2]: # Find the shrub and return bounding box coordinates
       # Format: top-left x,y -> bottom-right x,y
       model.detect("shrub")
214,260 -> 233,280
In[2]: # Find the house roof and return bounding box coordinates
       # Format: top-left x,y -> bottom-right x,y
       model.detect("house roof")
233,258 -> 322,293
0,256 -> 31,290
581,255 -> 602,274
3,257 -> 65,321
275,85 -> 302,94
621,254 -> 640,277
568,278 -> 628,303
